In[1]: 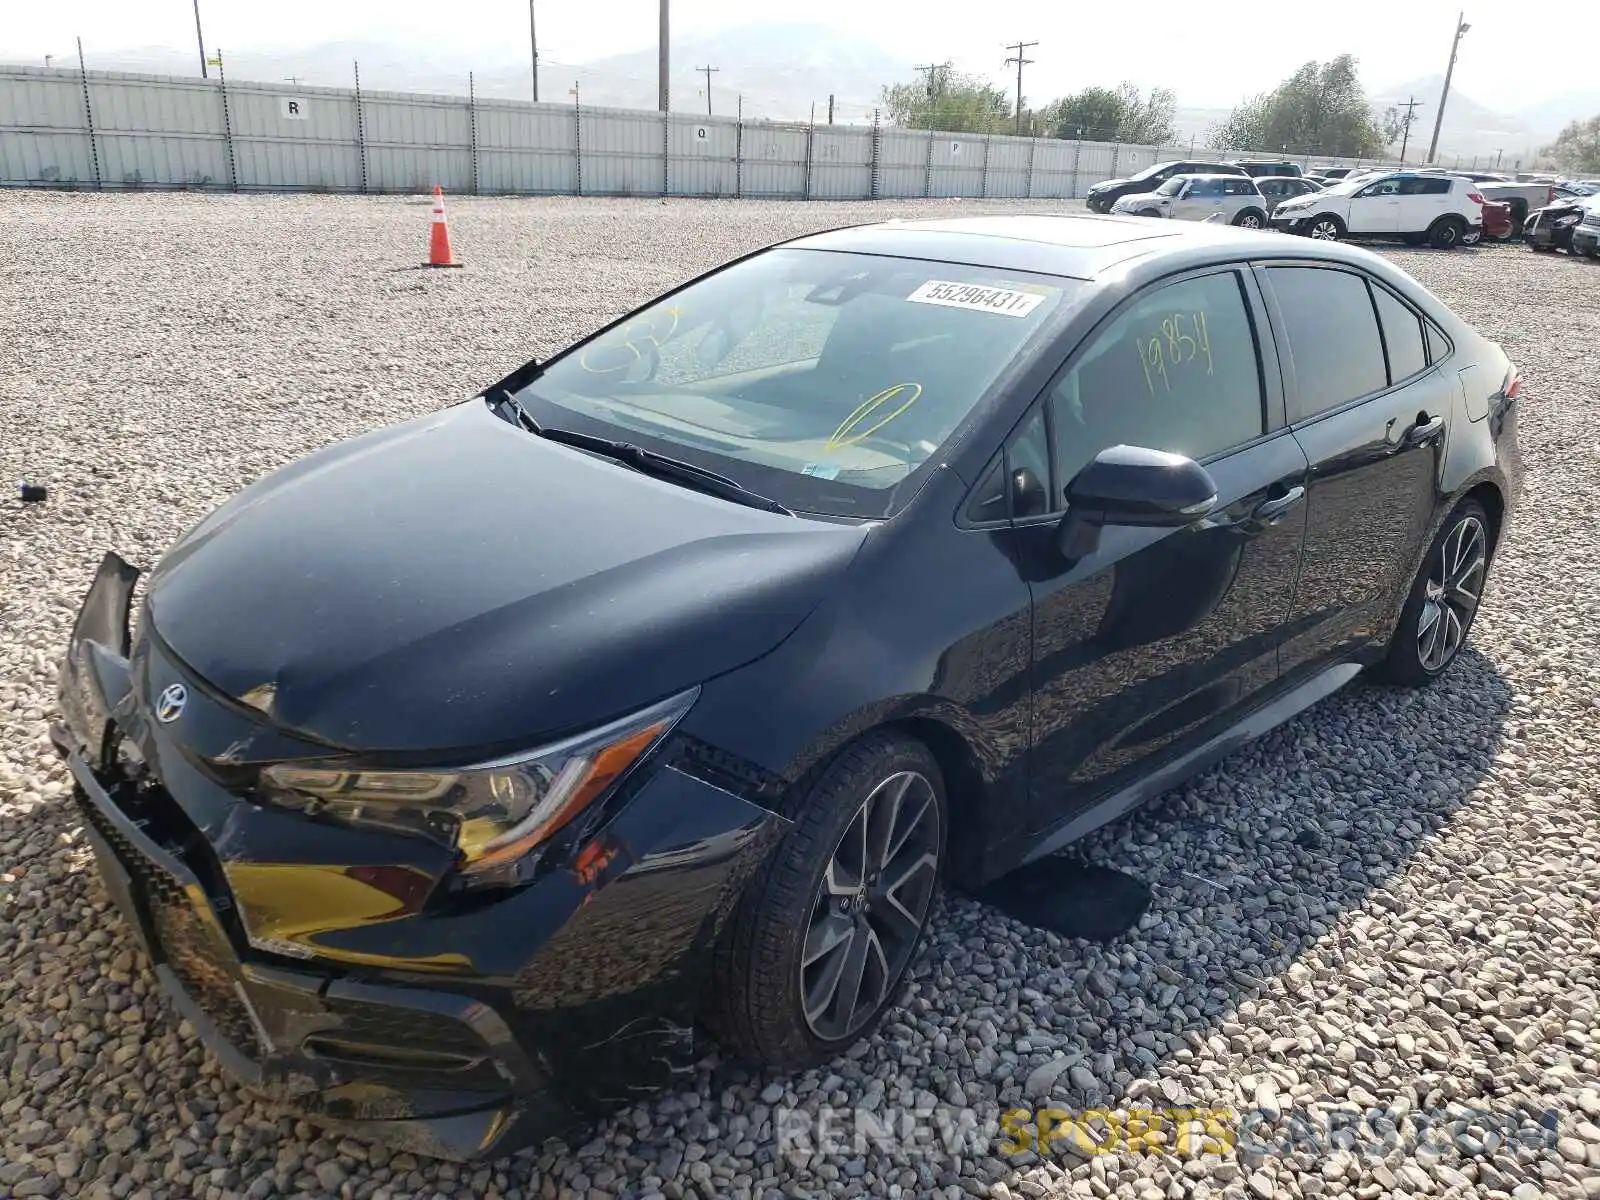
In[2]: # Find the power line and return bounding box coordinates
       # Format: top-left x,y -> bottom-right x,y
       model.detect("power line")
1426,12 -> 1470,164
697,63 -> 719,116
1396,95 -> 1423,164
657,0 -> 669,112
528,0 -> 539,102
1003,39 -> 1038,136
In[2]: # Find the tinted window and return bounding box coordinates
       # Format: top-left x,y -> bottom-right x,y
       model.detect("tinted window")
1425,321 -> 1451,364
1400,177 -> 1452,196
1047,271 -> 1265,489
1009,407 -> 1053,518
1371,286 -> 1427,383
1225,178 -> 1255,196
1259,179 -> 1287,197
965,456 -> 1007,524
1267,267 -> 1387,420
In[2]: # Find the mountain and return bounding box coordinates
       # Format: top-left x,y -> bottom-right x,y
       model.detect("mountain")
1515,91 -> 1600,140
45,25 -> 908,123
1372,76 -> 1543,164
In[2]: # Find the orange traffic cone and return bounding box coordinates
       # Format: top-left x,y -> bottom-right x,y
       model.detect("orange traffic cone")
426,185 -> 463,268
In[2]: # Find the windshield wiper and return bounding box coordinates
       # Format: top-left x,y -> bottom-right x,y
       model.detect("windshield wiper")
491,392 -> 793,516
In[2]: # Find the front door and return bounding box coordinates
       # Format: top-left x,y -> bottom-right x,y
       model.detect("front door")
1347,177 -> 1403,234
1015,266 -> 1310,835
1255,264 -> 1452,677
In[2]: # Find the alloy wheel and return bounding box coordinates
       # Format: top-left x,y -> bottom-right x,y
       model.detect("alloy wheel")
1417,515 -> 1486,672
1239,213 -> 1263,228
800,771 -> 940,1041
1310,218 -> 1339,240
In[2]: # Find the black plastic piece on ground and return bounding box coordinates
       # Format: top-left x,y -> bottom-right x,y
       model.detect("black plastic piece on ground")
18,482 -> 47,503
978,859 -> 1152,943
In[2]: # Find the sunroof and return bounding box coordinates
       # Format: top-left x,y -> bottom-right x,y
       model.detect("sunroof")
900,215 -> 1177,248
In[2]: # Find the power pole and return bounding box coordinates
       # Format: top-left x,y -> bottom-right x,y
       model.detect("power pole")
529,0 -> 539,102
1004,40 -> 1038,136
1397,96 -> 1423,164
284,76 -> 303,86
657,0 -> 669,112
1495,147 -> 1503,168
698,64 -> 718,116
827,94 -> 834,124
914,63 -> 941,98
192,0 -> 208,79
1426,13 -> 1471,164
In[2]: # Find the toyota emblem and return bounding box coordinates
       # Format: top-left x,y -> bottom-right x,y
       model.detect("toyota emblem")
155,683 -> 188,724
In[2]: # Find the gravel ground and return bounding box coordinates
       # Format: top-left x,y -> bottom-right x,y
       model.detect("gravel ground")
2,193 -> 1599,1200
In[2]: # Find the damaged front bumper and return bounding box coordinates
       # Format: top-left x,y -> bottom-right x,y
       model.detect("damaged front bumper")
54,552 -> 791,1160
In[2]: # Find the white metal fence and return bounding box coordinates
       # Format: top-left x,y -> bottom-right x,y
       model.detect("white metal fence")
0,64 -> 1400,200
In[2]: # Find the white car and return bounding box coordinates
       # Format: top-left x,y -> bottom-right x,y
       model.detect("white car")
1270,171 -> 1485,249
1109,173 -> 1271,228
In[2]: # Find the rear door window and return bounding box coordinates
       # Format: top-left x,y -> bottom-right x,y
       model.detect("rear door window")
1265,267 -> 1388,421
1370,285 -> 1428,383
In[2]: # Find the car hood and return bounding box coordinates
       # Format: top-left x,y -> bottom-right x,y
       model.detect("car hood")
147,400 -> 867,755
1091,177 -> 1132,192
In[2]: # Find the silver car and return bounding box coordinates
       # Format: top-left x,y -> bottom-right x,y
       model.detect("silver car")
1109,173 -> 1270,228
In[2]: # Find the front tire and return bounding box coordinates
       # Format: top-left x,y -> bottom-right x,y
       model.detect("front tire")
1374,500 -> 1491,687
1232,207 -> 1266,229
708,733 -> 946,1069
1306,214 -> 1344,241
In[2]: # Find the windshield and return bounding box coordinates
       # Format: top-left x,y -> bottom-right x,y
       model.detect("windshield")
1155,177 -> 1187,196
513,249 -> 1081,518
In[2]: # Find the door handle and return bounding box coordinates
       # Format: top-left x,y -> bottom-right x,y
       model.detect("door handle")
1251,485 -> 1305,523
1404,414 -> 1444,445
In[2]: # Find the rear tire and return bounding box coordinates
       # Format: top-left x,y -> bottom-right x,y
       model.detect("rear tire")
1530,242 -> 1557,253
1373,499 -> 1491,687
1428,216 -> 1466,249
708,732 -> 946,1070
1138,208 -> 1163,218
1232,207 -> 1266,229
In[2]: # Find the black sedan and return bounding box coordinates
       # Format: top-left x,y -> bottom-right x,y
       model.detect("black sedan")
55,214 -> 1523,1160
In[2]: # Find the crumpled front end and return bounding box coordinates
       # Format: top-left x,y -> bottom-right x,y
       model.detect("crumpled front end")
53,554 -> 791,1160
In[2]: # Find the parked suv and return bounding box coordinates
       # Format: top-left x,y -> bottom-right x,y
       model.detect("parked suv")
1085,160 -> 1248,212
1271,171 -> 1485,248
1232,159 -> 1303,178
1110,174 -> 1270,227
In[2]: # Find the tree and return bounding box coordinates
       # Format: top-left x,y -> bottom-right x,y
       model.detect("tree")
1037,82 -> 1177,144
1542,115 -> 1600,174
1207,56 -> 1386,157
881,63 -> 1010,134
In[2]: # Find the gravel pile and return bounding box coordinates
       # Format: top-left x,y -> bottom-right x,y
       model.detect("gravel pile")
3,193 -> 1598,1200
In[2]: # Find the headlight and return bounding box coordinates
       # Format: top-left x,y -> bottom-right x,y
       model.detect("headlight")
260,688 -> 696,887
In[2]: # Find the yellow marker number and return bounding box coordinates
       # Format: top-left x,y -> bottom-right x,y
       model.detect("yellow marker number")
1137,310 -> 1212,395
826,382 -> 923,449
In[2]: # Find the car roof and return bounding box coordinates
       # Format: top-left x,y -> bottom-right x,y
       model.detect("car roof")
1172,173 -> 1250,181
785,213 -> 1379,283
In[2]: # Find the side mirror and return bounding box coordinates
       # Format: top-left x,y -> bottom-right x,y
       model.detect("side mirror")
1057,444 -> 1218,559
1010,466 -> 1049,520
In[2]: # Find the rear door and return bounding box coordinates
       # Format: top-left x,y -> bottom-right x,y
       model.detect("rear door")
1396,176 -> 1453,233
1347,177 -> 1403,233
1017,265 -> 1309,835
1224,177 -> 1261,218
1258,263 -> 1454,680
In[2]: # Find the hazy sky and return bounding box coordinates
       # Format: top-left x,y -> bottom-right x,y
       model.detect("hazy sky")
0,0 -> 1574,110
